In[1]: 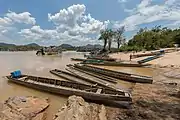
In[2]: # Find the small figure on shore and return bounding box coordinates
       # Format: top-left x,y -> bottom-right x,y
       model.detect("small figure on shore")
130,54 -> 132,61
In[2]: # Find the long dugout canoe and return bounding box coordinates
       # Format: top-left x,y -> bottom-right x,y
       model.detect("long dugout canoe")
7,75 -> 132,102
50,69 -> 92,86
131,50 -> 165,59
67,65 -> 118,84
73,64 -> 153,84
50,69 -> 124,92
137,54 -> 162,64
87,56 -> 116,61
82,60 -> 150,67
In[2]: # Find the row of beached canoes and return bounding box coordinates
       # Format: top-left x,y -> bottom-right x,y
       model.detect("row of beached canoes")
6,62 -> 153,106
71,57 -> 151,67
71,64 -> 153,83
72,51 -> 164,66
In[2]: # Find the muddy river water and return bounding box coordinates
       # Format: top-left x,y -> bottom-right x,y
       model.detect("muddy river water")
0,51 -> 153,119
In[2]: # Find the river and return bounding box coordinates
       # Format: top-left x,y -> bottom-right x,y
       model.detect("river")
0,51 -> 153,119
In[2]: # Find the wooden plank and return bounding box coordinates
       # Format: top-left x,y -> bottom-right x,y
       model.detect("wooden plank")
96,88 -> 102,94
18,77 -> 28,81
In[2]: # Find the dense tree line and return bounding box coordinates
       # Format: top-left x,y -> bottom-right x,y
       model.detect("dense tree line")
99,26 -> 180,52
120,26 -> 180,51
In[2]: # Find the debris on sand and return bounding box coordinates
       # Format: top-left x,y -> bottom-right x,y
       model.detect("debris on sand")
53,95 -> 107,120
0,96 -> 49,120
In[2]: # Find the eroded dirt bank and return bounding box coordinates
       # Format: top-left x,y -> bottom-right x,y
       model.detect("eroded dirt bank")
0,96 -> 49,120
53,95 -> 107,120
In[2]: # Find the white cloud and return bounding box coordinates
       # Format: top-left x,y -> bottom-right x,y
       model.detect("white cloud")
19,24 -> 102,46
0,17 -> 12,26
18,4 -> 109,45
19,26 -> 59,41
0,11 -> 36,39
114,0 -> 180,31
6,11 -> 36,25
0,4 -> 108,45
137,0 -> 152,9
48,4 -> 109,36
48,4 -> 86,26
118,0 -> 127,3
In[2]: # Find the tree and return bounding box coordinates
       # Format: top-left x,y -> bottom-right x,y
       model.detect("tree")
99,29 -> 114,51
107,29 -> 114,51
120,26 -> 177,52
98,29 -> 109,51
174,33 -> 180,45
114,26 -> 125,49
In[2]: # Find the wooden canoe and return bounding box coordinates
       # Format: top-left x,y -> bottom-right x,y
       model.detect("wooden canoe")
137,55 -> 162,64
50,69 -> 92,86
87,56 -> 116,61
131,50 -> 164,59
6,75 -> 132,102
71,58 -> 87,62
73,64 -> 153,84
67,65 -> 118,84
82,60 -> 150,67
50,69 -> 122,91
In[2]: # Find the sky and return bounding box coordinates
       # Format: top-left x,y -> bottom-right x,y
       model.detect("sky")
0,0 -> 180,46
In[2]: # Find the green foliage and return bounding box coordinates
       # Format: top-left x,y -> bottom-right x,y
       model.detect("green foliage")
121,26 -> 180,51
119,44 -> 143,52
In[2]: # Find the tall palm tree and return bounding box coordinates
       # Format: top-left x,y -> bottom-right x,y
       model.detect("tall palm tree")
114,26 -> 125,49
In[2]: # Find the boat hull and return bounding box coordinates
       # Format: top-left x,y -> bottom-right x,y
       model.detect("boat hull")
74,64 -> 153,84
71,58 -> 86,62
82,61 -> 150,67
7,76 -> 131,102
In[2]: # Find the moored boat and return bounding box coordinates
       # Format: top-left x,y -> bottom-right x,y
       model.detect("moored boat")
67,64 -> 118,83
71,58 -> 87,62
7,75 -> 132,102
137,54 -> 162,64
131,50 -> 165,59
50,69 -> 93,86
73,64 -> 153,83
87,56 -> 116,61
82,60 -> 150,67
50,69 -> 121,91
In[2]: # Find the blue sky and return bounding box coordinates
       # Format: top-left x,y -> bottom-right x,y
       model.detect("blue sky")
0,0 -> 180,46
